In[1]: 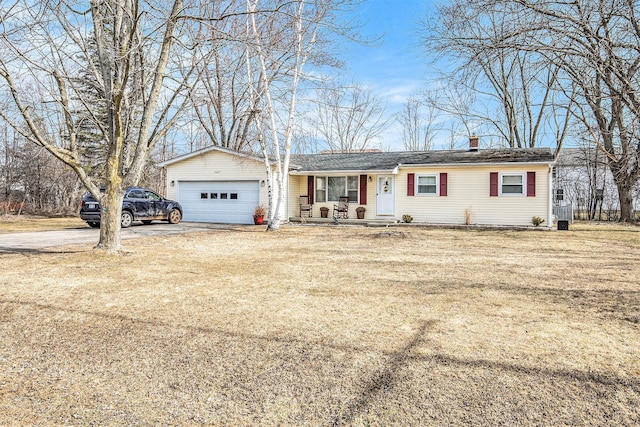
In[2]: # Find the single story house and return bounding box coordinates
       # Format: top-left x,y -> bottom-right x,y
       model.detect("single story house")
158,138 -> 556,227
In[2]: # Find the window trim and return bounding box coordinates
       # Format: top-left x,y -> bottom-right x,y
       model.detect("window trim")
499,172 -> 526,196
416,174 -> 439,196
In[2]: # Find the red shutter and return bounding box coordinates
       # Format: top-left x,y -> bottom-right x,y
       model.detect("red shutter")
359,175 -> 367,205
439,173 -> 448,196
527,171 -> 536,197
407,173 -> 415,196
307,176 -> 314,204
490,172 -> 499,196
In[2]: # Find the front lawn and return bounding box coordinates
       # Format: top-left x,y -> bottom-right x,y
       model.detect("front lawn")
0,215 -> 86,233
0,224 -> 638,425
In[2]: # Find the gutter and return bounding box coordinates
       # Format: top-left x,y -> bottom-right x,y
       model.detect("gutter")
289,169 -> 397,175
399,161 -> 556,169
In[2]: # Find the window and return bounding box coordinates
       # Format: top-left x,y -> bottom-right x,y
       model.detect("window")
210,193 -> 218,199
347,176 -> 358,202
200,193 -> 208,199
146,191 -> 162,201
220,193 -> 228,199
316,176 -> 359,202
501,174 -> 524,195
417,175 -> 437,195
230,193 -> 238,200
328,177 -> 345,202
555,188 -> 564,202
128,189 -> 145,198
315,177 -> 326,203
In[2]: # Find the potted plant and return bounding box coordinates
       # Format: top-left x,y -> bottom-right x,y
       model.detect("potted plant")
253,205 -> 266,225
356,206 -> 366,219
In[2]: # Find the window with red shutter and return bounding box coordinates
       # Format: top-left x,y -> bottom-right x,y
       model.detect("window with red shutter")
527,171 -> 536,197
407,173 -> 415,196
359,175 -> 367,205
439,173 -> 448,196
490,172 -> 499,196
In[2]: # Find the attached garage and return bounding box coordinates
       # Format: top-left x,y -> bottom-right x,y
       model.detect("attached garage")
159,146 -> 279,225
178,180 -> 259,224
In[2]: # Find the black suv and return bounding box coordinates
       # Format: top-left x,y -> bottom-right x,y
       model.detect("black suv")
80,187 -> 183,228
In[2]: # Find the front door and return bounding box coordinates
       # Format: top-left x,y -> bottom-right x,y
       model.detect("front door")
376,175 -> 395,216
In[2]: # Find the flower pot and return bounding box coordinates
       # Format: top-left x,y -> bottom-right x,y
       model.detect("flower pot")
253,215 -> 264,225
356,207 -> 366,219
320,207 -> 329,218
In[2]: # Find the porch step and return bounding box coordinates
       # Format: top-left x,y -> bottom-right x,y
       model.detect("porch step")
289,217 -> 398,226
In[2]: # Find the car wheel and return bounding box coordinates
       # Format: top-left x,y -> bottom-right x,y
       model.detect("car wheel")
87,222 -> 100,228
121,211 -> 134,228
168,208 -> 181,224
142,220 -> 152,225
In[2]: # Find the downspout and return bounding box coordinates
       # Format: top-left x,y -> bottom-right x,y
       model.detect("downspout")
548,165 -> 554,229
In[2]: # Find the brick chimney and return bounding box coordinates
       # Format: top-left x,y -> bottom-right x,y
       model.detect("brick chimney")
469,134 -> 479,151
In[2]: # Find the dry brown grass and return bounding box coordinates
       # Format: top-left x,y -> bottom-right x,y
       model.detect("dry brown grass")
0,215 -> 86,233
1,222 -> 639,425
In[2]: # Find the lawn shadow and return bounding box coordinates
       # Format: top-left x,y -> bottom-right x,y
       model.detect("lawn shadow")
2,298 -> 639,424
0,246 -> 87,255
330,319 -> 434,426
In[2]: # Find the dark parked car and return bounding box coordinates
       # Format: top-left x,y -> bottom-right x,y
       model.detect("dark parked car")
80,187 -> 183,228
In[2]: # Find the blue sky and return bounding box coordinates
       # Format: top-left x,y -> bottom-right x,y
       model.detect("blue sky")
345,0 -> 433,102
335,0 -> 437,150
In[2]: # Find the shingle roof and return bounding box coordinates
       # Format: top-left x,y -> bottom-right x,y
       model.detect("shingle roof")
290,148 -> 555,173
554,147 -> 610,166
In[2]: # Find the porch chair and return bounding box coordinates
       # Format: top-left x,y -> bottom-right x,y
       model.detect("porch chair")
333,196 -> 349,219
299,195 -> 313,217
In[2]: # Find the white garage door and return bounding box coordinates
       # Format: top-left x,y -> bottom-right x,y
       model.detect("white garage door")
178,181 -> 260,224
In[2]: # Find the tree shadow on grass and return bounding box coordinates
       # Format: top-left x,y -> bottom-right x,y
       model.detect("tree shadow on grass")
2,298 -> 639,424
330,319 -> 434,426
0,246 -> 86,255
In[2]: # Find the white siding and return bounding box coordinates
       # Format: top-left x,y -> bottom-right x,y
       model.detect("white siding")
395,165 -> 551,226
165,150 -> 275,220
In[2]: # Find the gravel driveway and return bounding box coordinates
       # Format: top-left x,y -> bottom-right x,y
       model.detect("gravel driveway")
0,222 -> 235,252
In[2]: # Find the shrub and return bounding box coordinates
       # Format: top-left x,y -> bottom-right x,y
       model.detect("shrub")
531,216 -> 545,226
402,214 -> 413,223
464,207 -> 473,225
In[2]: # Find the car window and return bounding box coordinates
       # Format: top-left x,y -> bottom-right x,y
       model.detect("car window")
145,191 -> 162,201
128,190 -> 145,198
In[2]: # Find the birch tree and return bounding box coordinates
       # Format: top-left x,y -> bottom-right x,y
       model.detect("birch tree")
0,0 -> 197,252
245,0 -> 338,231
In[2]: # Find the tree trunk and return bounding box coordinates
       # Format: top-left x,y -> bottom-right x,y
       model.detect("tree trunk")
616,180 -> 635,222
97,186 -> 124,252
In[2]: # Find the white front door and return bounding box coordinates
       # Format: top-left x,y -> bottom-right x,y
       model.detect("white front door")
376,175 -> 395,216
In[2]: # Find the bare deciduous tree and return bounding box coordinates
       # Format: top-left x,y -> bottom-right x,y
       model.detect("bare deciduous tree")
245,0 -> 351,230
498,0 -> 640,220
422,0 -> 574,151
0,0 -> 198,251
309,83 -> 390,153
397,97 -> 440,151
